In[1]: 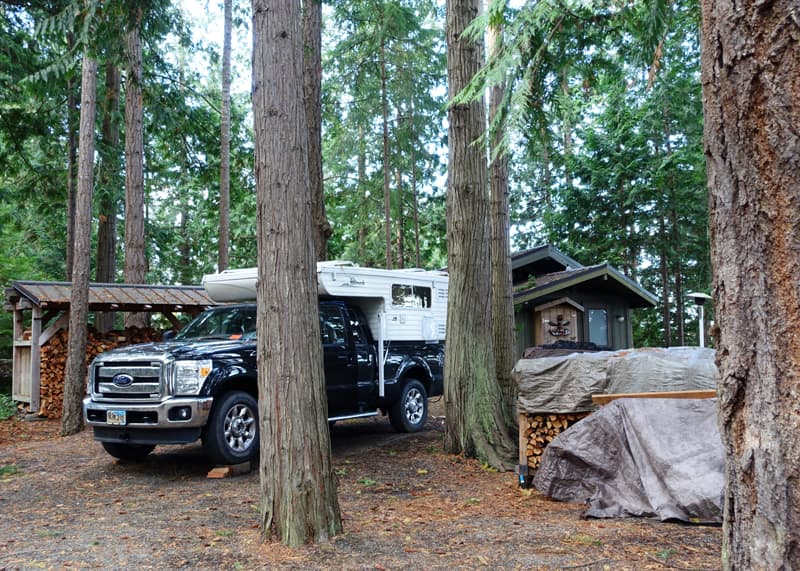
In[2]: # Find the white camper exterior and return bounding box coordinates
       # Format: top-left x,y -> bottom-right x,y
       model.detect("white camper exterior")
202,262 -> 449,343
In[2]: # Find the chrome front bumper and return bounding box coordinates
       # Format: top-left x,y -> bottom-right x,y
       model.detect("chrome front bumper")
83,396 -> 214,429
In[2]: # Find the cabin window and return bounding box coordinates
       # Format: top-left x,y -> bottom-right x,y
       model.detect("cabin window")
391,284 -> 432,309
587,308 -> 609,346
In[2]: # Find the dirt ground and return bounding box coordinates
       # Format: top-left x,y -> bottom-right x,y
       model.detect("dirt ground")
0,400 -> 721,570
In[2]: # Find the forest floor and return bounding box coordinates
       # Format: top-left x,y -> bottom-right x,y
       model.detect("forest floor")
0,400 -> 721,570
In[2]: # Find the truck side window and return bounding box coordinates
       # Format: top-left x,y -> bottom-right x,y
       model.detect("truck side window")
319,307 -> 345,345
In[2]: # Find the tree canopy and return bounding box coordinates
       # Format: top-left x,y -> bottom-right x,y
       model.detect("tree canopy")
1,0 -> 709,352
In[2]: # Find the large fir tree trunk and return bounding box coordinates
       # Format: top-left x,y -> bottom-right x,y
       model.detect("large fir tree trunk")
96,63 -> 121,333
443,0 -> 515,470
62,52 -> 97,436
252,0 -> 342,546
701,1 -> 800,567
488,17 -> 516,424
218,0 -> 232,272
123,10 -> 148,329
303,0 -> 331,261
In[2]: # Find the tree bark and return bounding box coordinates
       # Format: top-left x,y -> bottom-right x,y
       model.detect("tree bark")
303,0 -> 331,261
488,17 -> 516,424
124,8 -> 148,329
252,0 -> 342,546
62,52 -> 97,436
701,1 -> 800,568
65,32 -> 78,282
96,62 -> 121,333
218,0 -> 232,272
380,22 -> 392,269
444,0 -> 515,470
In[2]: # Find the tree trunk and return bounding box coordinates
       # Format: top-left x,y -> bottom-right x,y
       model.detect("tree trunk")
65,34 -> 78,282
252,0 -> 342,546
444,0 -> 515,470
62,52 -> 97,436
659,217 -> 671,348
218,0 -> 232,272
124,9 -> 148,329
701,1 -> 800,568
96,62 -> 121,333
380,25 -> 392,269
395,167 -> 404,268
488,18 -> 516,424
304,0 -> 331,261
410,106 -> 421,268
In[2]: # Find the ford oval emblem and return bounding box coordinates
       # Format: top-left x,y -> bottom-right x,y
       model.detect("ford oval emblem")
112,373 -> 134,387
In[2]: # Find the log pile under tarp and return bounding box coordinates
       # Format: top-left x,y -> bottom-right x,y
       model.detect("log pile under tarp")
514,346 -> 719,476
519,412 -> 590,471
37,327 -> 160,418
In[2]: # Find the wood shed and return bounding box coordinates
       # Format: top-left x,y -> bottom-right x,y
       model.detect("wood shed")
3,281 -> 215,415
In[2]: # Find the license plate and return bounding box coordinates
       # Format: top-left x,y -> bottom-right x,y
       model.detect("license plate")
107,410 -> 127,426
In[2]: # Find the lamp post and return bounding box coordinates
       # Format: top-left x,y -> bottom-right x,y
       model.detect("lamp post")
687,292 -> 712,348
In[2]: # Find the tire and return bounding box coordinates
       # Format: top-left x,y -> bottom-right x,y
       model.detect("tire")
202,391 -> 259,465
389,379 -> 428,433
101,442 -> 155,461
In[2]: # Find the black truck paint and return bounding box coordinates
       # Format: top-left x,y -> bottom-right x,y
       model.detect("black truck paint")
83,300 -> 444,464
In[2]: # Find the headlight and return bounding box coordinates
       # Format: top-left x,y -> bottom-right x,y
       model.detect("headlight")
173,360 -> 213,395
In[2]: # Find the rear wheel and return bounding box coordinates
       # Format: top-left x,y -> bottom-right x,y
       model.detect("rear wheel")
101,442 -> 155,461
389,379 -> 428,433
202,391 -> 259,465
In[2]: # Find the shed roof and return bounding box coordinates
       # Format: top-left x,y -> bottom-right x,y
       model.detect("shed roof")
514,264 -> 657,308
4,281 -> 214,313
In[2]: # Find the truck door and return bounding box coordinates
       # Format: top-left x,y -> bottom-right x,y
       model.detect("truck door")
319,303 -> 357,415
345,307 -> 378,410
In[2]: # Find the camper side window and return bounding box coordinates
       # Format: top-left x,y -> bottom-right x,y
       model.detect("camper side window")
391,284 -> 432,309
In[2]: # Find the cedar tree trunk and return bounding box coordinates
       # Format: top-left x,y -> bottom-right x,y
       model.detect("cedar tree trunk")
252,0 -> 342,546
62,52 -> 97,436
488,18 -> 516,423
96,62 -> 121,333
303,0 -> 331,261
219,0 -> 232,272
443,0 -> 516,470
124,10 -> 148,328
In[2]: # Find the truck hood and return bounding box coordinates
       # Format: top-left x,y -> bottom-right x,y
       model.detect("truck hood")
94,338 -> 255,362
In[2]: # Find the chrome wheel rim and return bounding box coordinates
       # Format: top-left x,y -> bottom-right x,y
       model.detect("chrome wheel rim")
223,403 -> 256,453
404,388 -> 424,425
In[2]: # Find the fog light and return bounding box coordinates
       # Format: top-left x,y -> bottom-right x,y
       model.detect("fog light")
168,406 -> 192,421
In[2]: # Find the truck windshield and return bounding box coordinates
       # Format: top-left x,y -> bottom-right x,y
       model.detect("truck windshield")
174,306 -> 257,340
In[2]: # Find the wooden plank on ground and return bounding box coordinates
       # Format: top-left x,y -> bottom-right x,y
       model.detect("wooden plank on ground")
591,390 -> 717,405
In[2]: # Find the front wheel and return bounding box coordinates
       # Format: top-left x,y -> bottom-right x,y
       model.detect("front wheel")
389,379 -> 428,433
202,391 -> 259,465
101,442 -> 155,461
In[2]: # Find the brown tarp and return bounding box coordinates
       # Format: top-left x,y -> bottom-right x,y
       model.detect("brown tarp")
533,397 -> 724,523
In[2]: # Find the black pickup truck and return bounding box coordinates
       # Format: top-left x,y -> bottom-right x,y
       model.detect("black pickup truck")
83,300 -> 444,464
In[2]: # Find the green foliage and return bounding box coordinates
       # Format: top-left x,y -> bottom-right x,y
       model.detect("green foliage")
323,0 -> 447,269
0,464 -> 21,479
0,394 -> 17,421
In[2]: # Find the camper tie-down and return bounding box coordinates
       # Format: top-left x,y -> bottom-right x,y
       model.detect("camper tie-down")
82,262 -> 447,464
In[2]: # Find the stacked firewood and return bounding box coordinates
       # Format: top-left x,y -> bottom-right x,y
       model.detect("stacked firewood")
519,412 -> 590,470
37,327 -> 160,418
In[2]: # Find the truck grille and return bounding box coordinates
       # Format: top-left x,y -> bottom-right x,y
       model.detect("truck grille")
93,360 -> 165,400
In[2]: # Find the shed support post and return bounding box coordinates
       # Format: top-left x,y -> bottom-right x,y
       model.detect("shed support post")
29,306 -> 42,414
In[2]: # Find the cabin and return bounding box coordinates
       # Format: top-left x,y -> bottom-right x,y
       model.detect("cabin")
512,245 -> 657,355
